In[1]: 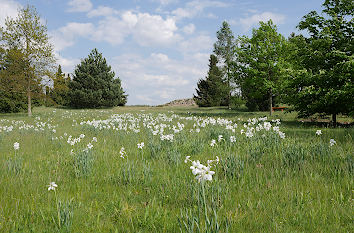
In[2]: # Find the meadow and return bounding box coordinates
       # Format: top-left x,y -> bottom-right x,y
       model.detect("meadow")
0,106 -> 353,232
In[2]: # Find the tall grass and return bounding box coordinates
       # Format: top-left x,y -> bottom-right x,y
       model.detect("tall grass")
0,106 -> 352,232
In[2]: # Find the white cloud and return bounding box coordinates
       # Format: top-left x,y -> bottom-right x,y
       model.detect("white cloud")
132,13 -> 180,46
87,6 -> 117,17
179,34 -> 213,53
51,10 -> 181,50
237,12 -> 286,31
67,0 -> 93,13
0,0 -> 21,27
183,23 -> 195,34
55,52 -> 80,74
172,0 -> 228,20
50,22 -> 94,51
112,52 -> 209,105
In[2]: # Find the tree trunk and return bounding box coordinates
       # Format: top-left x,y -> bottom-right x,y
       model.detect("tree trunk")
269,89 -> 273,116
332,113 -> 337,127
27,89 -> 32,117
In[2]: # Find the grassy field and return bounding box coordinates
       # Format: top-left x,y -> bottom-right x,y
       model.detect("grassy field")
0,106 -> 353,232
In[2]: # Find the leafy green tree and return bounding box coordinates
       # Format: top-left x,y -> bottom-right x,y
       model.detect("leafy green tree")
1,5 -> 55,116
194,54 -> 228,107
237,20 -> 288,114
50,65 -> 70,106
68,48 -> 127,108
213,21 -> 236,108
285,0 -> 353,126
0,47 -> 28,112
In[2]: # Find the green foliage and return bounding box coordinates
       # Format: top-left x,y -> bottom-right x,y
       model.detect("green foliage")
0,5 -> 55,116
236,20 -> 288,113
68,48 -> 127,108
213,21 -> 236,107
194,55 -> 228,107
284,0 -> 354,124
0,47 -> 28,113
50,65 -> 70,106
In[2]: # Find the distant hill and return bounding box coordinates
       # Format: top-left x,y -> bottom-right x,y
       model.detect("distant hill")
163,98 -> 196,107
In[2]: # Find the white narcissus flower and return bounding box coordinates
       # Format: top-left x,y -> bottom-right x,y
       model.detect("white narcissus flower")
48,182 -> 58,191
137,142 -> 145,149
210,139 -> 216,147
329,139 -> 336,146
13,142 -> 19,150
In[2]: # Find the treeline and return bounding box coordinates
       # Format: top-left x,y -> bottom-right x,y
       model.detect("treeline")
194,0 -> 353,125
0,6 -> 127,116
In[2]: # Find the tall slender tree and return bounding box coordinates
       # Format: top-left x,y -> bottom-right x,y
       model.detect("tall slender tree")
0,5 -> 55,116
213,21 -> 236,108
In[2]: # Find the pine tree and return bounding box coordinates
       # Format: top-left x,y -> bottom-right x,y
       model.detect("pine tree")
68,48 -> 127,108
194,55 -> 227,107
51,65 -> 69,106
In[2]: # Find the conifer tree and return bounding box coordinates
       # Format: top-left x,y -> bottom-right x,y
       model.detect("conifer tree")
194,55 -> 228,107
68,48 -> 127,108
51,65 -> 69,106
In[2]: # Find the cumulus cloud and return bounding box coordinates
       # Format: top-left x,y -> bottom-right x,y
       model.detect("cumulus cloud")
50,22 -> 95,51
132,13 -> 180,46
183,23 -> 195,34
172,0 -> 228,20
51,10 -> 181,51
0,0 -> 21,27
179,34 -> 213,54
87,6 -> 117,17
237,12 -> 286,31
67,0 -> 93,12
111,52 -> 209,105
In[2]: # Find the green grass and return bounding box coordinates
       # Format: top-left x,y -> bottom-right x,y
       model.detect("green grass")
0,106 -> 353,232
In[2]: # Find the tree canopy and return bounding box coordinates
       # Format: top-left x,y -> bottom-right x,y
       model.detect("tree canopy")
284,0 -> 353,125
68,48 -> 127,108
0,5 -> 55,116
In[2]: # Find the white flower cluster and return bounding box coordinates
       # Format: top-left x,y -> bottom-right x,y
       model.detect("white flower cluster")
137,142 -> 144,149
184,156 -> 219,182
119,147 -> 127,158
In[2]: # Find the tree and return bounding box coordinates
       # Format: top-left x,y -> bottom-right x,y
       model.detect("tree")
0,47 -> 28,112
194,54 -> 228,107
0,5 -> 55,116
68,48 -> 127,108
285,0 -> 353,126
50,65 -> 70,106
213,21 -> 236,108
237,20 -> 288,115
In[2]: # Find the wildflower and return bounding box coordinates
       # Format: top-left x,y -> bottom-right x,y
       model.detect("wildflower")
137,142 -> 145,149
210,139 -> 216,147
48,182 -> 58,191
316,130 -> 322,136
79,134 -> 85,139
13,142 -> 19,150
87,143 -> 93,149
230,136 -> 236,143
120,147 -> 127,158
92,137 -> 97,142
279,131 -> 286,139
184,156 -> 191,163
329,139 -> 336,146
218,135 -> 223,142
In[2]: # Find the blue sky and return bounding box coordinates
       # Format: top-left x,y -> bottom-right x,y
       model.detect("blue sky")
0,0 -> 324,105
